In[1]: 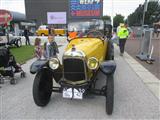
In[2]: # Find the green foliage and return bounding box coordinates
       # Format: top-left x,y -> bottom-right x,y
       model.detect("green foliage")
145,1 -> 160,24
10,46 -> 34,64
127,1 -> 160,26
101,15 -> 111,21
113,14 -> 124,27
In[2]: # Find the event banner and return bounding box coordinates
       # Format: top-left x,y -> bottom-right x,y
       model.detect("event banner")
47,12 -> 67,24
69,0 -> 103,18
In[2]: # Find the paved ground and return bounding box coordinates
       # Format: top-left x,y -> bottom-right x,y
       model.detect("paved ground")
0,38 -> 159,120
126,35 -> 160,79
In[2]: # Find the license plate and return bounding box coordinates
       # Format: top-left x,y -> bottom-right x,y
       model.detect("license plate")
63,88 -> 85,99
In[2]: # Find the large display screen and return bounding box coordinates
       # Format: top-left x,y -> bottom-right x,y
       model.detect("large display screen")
70,0 -> 103,18
47,12 -> 67,24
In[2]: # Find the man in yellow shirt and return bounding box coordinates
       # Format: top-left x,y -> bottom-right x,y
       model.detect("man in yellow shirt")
117,24 -> 129,56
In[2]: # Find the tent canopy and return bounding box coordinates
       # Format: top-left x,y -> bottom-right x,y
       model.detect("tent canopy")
10,11 -> 26,22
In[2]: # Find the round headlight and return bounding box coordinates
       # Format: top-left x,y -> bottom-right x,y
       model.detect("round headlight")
49,58 -> 59,70
87,57 -> 99,70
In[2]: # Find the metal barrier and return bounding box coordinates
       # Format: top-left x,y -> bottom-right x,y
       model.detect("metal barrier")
136,29 -> 154,61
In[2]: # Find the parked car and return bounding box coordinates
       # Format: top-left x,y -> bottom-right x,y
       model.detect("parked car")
0,31 -> 5,36
0,34 -> 22,48
36,25 -> 66,36
30,20 -> 116,115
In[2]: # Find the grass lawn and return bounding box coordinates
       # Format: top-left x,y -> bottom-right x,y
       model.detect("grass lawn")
10,45 -> 34,64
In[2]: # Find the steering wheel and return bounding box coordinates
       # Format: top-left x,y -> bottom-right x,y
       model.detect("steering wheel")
87,30 -> 104,39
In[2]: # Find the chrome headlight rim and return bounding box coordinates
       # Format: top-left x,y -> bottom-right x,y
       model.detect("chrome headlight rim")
87,57 -> 99,70
49,58 -> 59,70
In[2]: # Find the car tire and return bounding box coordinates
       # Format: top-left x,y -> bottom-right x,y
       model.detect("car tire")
106,74 -> 114,115
16,39 -> 22,47
33,69 -> 53,107
10,78 -> 17,85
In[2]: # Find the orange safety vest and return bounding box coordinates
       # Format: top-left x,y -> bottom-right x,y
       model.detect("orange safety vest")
69,32 -> 77,39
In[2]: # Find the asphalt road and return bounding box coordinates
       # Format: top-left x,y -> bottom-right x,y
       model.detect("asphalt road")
0,39 -> 159,120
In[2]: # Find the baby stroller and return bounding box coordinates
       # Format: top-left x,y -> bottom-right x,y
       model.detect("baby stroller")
0,46 -> 26,85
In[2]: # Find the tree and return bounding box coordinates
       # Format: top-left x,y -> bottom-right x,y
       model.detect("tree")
127,1 -> 160,26
101,15 -> 111,22
127,4 -> 144,26
145,1 -> 160,25
113,14 -> 124,27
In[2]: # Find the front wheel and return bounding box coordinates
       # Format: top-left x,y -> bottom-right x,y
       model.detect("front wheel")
106,74 -> 114,115
16,39 -> 22,47
33,69 -> 53,107
10,78 -> 17,85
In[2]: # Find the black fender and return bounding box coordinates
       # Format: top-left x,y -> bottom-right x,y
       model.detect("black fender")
8,38 -> 16,45
30,59 -> 62,83
100,60 -> 116,75
30,59 -> 48,74
106,40 -> 114,60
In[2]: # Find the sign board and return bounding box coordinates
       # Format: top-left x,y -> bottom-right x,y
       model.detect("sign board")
20,22 -> 36,26
47,12 -> 67,24
63,88 -> 85,99
69,0 -> 103,18
0,10 -> 12,24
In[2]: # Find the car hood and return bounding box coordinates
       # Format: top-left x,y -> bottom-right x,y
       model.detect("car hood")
64,38 -> 106,62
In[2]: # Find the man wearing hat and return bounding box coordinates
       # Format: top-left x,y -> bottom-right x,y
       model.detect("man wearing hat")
117,23 -> 129,56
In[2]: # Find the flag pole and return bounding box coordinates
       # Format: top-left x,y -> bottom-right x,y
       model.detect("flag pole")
111,0 -> 114,27
142,0 -> 148,27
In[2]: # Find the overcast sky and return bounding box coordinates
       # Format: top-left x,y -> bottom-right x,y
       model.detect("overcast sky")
0,0 -> 147,18
104,0 -> 145,18
0,0 -> 25,14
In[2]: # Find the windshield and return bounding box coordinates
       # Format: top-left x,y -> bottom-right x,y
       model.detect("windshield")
68,19 -> 104,37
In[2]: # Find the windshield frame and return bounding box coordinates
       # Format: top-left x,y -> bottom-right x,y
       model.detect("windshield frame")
67,19 -> 105,40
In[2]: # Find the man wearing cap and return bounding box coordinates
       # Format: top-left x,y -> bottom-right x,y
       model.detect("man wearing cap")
117,23 -> 123,33
117,24 -> 129,56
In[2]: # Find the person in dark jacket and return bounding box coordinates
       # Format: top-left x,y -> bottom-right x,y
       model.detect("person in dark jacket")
24,27 -> 30,45
44,34 -> 59,59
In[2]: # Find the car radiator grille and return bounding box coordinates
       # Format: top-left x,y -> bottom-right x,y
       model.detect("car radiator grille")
63,58 -> 86,81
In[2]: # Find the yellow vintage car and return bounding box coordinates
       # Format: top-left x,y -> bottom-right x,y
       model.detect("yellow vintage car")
30,20 -> 116,115
36,25 -> 65,36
